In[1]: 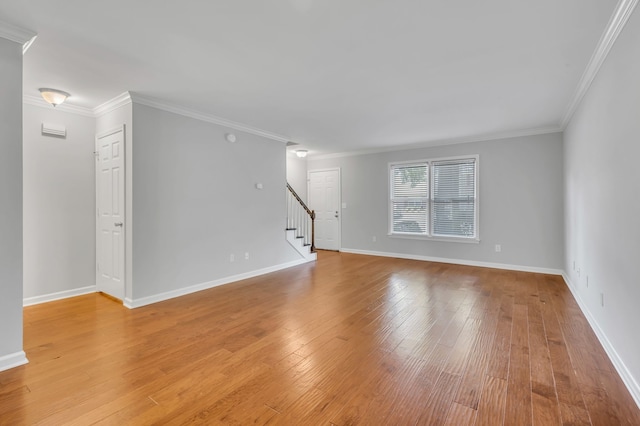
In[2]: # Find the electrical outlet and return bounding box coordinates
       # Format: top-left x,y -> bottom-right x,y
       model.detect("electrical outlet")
372,236 -> 377,242
245,252 -> 249,260
495,244 -> 501,252
230,253 -> 235,262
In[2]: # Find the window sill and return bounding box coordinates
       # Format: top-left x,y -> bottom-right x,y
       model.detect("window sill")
387,233 -> 480,244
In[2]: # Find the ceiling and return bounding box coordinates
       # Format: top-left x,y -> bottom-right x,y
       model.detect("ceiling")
0,0 -> 620,155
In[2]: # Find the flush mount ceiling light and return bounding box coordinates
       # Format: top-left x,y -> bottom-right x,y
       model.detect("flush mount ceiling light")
296,150 -> 308,158
225,133 -> 237,143
39,88 -> 70,107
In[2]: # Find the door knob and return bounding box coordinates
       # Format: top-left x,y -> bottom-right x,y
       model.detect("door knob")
114,222 -> 123,227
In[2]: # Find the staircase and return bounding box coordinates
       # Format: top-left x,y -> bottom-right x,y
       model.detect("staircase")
286,183 -> 317,262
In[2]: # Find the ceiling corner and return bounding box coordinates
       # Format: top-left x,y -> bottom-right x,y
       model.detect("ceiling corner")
560,0 -> 639,128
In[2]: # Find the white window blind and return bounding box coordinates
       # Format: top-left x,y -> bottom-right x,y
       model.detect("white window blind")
389,156 -> 477,240
390,164 -> 428,234
432,159 -> 476,238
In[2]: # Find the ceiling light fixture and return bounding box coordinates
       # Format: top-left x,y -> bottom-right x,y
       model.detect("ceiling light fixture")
225,133 -> 237,143
296,150 -> 308,158
39,88 -> 70,107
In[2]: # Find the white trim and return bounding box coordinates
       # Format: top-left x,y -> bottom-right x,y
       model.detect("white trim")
561,0 -> 639,128
23,94 -> 95,117
0,351 -> 28,372
340,248 -> 563,275
310,126 -> 562,160
128,92 -> 291,144
0,20 -> 36,45
123,259 -> 313,309
93,92 -> 133,117
23,286 -> 96,307
22,35 -> 37,54
562,274 -> 640,409
387,233 -> 480,244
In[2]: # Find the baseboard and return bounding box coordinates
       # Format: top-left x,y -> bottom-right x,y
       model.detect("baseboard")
562,274 -> 640,409
124,258 -> 313,309
0,351 -> 28,372
23,285 -> 97,307
340,248 -> 563,275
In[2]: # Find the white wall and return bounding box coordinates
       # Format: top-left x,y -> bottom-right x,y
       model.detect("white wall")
286,151 -> 307,203
0,37 -> 27,370
564,6 -> 640,402
129,103 -> 300,302
309,133 -> 564,271
23,104 -> 96,303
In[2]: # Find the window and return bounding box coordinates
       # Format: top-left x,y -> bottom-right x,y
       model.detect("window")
389,156 -> 478,240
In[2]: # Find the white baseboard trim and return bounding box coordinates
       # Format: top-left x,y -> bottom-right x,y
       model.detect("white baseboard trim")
340,248 -> 563,275
0,351 -> 28,372
562,274 -> 640,409
124,258 -> 313,309
23,285 -> 97,307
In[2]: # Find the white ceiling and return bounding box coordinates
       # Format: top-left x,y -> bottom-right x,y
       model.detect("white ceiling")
0,0 -> 620,154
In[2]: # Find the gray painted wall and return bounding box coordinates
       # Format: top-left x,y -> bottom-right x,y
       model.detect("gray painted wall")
130,103 -> 300,300
309,133 -> 564,271
286,151 -> 307,203
0,38 -> 25,365
564,6 -> 640,396
23,104 -> 96,300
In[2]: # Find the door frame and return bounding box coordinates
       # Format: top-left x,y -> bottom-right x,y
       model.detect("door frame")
307,167 -> 342,251
95,125 -> 127,302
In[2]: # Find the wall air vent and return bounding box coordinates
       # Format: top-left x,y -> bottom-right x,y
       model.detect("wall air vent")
42,122 -> 66,138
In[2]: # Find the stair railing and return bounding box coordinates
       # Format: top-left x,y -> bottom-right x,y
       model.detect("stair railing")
286,183 -> 315,252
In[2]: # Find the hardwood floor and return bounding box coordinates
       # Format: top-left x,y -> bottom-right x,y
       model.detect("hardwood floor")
1,252 -> 639,425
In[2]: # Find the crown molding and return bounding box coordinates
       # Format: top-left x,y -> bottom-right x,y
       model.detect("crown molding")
23,94 -> 95,117
0,20 -> 36,45
310,126 -> 563,160
561,0 -> 639,128
128,92 -> 291,144
93,92 -> 132,117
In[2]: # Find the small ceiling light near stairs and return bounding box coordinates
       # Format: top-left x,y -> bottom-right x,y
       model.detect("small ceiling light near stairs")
39,88 -> 70,107
296,150 -> 308,158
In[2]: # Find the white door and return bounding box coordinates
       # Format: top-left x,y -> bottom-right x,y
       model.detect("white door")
95,127 -> 125,300
308,169 -> 341,251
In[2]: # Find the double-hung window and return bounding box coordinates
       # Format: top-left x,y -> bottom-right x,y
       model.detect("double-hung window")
389,156 -> 478,240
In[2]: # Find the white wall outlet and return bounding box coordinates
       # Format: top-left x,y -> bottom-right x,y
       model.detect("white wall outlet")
255,183 -> 263,190
342,202 -> 347,209
495,244 -> 501,252
245,252 -> 249,260
372,236 -> 377,242
230,253 -> 235,262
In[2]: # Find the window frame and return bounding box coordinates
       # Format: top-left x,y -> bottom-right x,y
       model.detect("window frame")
388,154 -> 479,243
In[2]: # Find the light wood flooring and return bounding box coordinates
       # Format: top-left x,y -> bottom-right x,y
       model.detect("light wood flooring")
1,251 -> 639,425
